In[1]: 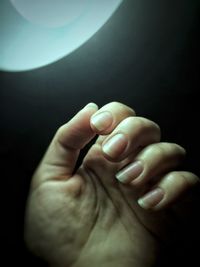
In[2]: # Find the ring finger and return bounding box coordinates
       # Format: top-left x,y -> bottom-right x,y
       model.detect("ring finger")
116,142 -> 186,186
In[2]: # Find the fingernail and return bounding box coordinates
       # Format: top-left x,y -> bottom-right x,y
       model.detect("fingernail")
91,111 -> 113,131
83,103 -> 98,109
116,161 -> 143,183
102,133 -> 127,158
138,188 -> 164,210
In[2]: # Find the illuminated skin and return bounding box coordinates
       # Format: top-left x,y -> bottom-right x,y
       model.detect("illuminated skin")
25,102 -> 199,267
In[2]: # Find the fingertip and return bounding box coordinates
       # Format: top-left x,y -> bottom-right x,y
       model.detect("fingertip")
140,172 -> 200,211
102,133 -> 128,161
137,187 -> 165,210
90,101 -> 136,134
90,111 -> 113,133
83,102 -> 99,110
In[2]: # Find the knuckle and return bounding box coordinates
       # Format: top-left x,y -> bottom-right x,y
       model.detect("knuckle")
166,171 -> 199,187
55,124 -> 68,144
145,142 -> 186,159
174,144 -> 186,156
137,118 -> 161,136
180,173 -> 194,188
146,120 -> 161,135
121,116 -> 137,127
153,122 -> 161,133
149,143 -> 166,157
168,143 -> 186,159
180,172 -> 200,186
136,117 -> 160,132
165,171 -> 179,183
56,124 -> 65,136
135,117 -> 147,127
109,101 -> 136,116
164,143 -> 186,158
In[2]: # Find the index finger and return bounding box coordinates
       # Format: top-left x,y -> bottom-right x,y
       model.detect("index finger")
90,101 -> 136,135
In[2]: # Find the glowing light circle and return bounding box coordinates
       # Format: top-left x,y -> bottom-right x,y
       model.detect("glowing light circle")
0,0 -> 123,71
10,0 -> 90,28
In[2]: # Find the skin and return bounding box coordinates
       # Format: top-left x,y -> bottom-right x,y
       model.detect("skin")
24,102 -> 199,267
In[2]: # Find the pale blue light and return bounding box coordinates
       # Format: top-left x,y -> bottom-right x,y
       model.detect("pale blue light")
0,0 -> 122,72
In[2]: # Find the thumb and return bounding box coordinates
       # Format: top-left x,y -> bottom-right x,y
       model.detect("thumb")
34,103 -> 98,184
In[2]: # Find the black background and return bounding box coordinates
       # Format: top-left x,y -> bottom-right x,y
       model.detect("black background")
0,0 -> 200,265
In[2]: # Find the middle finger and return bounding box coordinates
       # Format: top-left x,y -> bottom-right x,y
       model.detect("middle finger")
101,116 -> 161,161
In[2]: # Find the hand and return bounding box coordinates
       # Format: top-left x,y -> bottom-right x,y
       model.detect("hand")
24,102 -> 199,267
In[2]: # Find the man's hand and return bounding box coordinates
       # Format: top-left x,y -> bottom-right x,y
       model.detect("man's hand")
24,102 -> 199,267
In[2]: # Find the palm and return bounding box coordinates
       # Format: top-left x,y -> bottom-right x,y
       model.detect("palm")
26,142 -> 172,267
